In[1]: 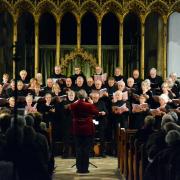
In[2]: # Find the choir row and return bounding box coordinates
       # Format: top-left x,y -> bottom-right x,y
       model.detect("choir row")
0,65 -> 179,131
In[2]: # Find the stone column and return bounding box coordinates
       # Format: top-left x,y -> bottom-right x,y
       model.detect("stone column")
97,19 -> 102,66
56,17 -> 60,65
119,16 -> 124,74
13,15 -> 18,78
77,16 -> 81,50
34,16 -> 39,75
163,17 -> 167,79
140,18 -> 145,79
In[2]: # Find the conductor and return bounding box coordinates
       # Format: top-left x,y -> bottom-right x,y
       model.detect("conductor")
70,90 -> 99,173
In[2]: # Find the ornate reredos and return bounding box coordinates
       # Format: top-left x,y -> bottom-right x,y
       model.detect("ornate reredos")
60,48 -> 97,71
0,0 -> 180,21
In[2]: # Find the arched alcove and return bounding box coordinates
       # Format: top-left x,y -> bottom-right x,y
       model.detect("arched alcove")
0,11 -> 13,79
39,12 -> 56,80
123,12 -> 141,78
60,12 -> 77,68
61,12 -> 77,45
81,12 -> 97,61
145,12 -> 163,77
167,12 -> 180,77
17,12 -> 34,78
102,12 -> 119,75
39,12 -> 56,45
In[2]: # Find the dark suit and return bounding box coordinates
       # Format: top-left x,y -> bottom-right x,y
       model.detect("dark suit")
70,99 -> 98,173
94,100 -> 108,155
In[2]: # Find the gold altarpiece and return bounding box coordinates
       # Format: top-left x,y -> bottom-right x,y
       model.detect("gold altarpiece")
0,0 -> 180,79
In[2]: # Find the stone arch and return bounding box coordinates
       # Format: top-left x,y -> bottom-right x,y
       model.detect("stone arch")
80,0 -> 100,20
101,0 -> 123,20
125,0 -> 146,17
59,0 -> 79,21
14,0 -> 35,16
147,0 -> 169,17
0,0 -> 14,17
169,0 -> 180,15
36,0 -> 58,18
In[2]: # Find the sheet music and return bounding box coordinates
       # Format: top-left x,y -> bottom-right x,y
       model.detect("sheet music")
93,119 -> 99,125
34,96 -> 41,102
52,78 -> 58,83
132,103 -> 148,112
122,91 -> 128,100
112,103 -> 128,114
94,73 -> 107,82
59,94 -> 67,101
99,88 -> 107,96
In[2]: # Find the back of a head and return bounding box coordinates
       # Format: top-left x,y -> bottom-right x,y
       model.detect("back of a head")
6,126 -> 24,148
161,114 -> 174,129
0,107 -> 11,114
24,115 -> 34,127
11,115 -> 26,128
29,112 -> 43,131
168,111 -> 179,124
144,115 -> 155,128
40,122 -> 47,131
165,130 -> 180,146
164,122 -> 180,133
77,90 -> 87,99
23,126 -> 36,144
0,113 -> 11,133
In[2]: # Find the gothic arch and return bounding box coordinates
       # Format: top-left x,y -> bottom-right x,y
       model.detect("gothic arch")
0,0 -> 14,16
125,0 -> 146,17
59,0 -> 79,21
80,0 -> 100,20
36,0 -> 58,18
147,0 -> 169,17
101,0 -> 123,19
14,0 -> 35,16
169,0 -> 180,14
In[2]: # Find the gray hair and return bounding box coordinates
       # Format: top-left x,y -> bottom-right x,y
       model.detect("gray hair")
40,122 -> 47,131
164,122 -> 180,133
77,90 -> 88,99
150,68 -> 157,73
144,116 -> 155,126
169,72 -> 177,78
165,130 -> 180,145
168,111 -> 179,122
161,114 -> 174,129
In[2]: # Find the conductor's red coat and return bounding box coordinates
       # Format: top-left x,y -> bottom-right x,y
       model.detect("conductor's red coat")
70,99 -> 99,136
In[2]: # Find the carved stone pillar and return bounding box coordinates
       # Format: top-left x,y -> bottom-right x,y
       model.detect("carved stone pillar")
163,17 -> 167,79
119,17 -> 124,74
77,17 -> 81,50
97,19 -> 102,66
56,17 -> 60,65
34,16 -> 39,75
13,15 -> 18,78
140,17 -> 145,79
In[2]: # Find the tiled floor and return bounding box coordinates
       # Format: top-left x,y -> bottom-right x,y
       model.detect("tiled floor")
53,156 -> 121,180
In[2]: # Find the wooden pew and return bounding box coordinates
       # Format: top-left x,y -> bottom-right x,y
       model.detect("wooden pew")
118,128 -> 137,179
117,123 -> 121,169
119,128 -> 126,175
125,129 -> 137,180
133,140 -> 147,180
128,133 -> 136,180
133,140 -> 139,180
